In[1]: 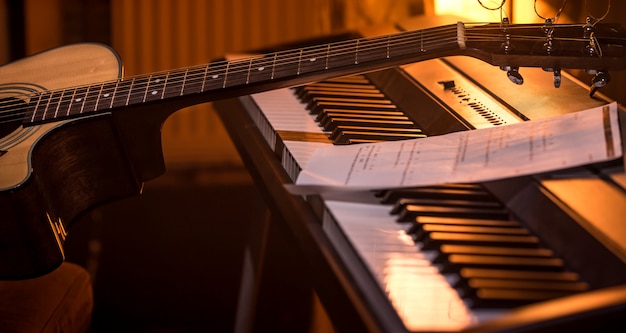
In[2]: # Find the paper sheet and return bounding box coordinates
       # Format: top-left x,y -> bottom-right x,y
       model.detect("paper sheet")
291,103 -> 622,193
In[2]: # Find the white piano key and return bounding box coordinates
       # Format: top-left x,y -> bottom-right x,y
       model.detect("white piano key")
324,199 -> 483,331
249,86 -> 508,331
251,89 -> 323,133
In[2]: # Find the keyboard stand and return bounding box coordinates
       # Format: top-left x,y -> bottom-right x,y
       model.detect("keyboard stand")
216,98 -> 406,333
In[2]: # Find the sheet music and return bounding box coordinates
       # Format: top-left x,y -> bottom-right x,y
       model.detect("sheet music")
291,103 -> 622,193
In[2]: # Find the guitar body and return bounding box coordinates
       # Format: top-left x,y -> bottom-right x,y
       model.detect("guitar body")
0,44 -> 169,279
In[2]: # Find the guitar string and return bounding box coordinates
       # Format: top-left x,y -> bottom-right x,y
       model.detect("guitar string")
0,23 -> 595,114
0,24 -> 619,124
0,24 -> 614,121
534,0 -> 567,23
0,35 -> 608,123
0,22 -> 596,114
585,0 -> 611,25
0,25 -> 460,121
477,0 -> 506,11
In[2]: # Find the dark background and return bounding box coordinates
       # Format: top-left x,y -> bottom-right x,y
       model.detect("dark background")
2,1 -> 625,332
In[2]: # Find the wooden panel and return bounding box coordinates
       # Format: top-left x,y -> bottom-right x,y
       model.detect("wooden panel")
110,0 -> 334,169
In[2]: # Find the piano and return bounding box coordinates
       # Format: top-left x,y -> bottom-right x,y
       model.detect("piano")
214,16 -> 626,332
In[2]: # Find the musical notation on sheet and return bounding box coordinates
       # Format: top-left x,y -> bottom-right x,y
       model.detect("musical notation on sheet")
291,103 -> 621,193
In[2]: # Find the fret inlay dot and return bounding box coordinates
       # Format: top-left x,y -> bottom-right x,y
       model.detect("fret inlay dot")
212,75 -> 219,79
258,67 -> 265,71
151,91 -> 158,95
310,58 -> 316,62
103,93 -> 110,98
75,98 -> 82,102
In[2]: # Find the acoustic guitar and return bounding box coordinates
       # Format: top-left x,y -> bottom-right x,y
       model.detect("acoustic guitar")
1,21 -> 625,279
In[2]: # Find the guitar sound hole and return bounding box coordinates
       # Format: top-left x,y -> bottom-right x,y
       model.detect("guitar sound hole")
0,97 -> 26,139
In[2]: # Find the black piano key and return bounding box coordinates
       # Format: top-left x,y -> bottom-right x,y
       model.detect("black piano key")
415,216 -> 521,228
405,216 -> 522,235
453,268 -> 587,301
440,254 -> 565,273
396,204 -> 510,222
320,113 -> 411,129
321,118 -> 417,132
379,185 -> 493,204
467,288 -> 581,308
390,198 -> 502,215
310,101 -> 398,114
317,110 -> 408,125
333,130 -> 427,144
324,75 -> 372,83
307,97 -> 394,111
294,82 -> 377,96
457,268 -> 582,282
413,225 -> 531,244
330,125 -> 423,139
331,127 -> 425,144
298,90 -> 387,103
295,79 -> 376,90
299,85 -> 382,94
464,278 -> 589,293
419,232 -> 540,250
438,244 -> 554,258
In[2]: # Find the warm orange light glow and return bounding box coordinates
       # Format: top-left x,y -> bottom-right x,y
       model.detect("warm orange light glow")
434,0 -> 508,21
433,0 -> 571,23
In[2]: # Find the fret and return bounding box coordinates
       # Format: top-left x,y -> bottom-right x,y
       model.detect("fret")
295,45 -> 328,76
92,83 -> 105,112
95,82 -> 117,111
385,33 -> 413,59
52,89 -> 66,118
108,80 -> 120,108
223,59 -> 251,88
142,75 -> 152,102
326,40 -> 358,70
30,91 -> 50,122
202,63 -> 227,92
246,56 -> 274,84
271,49 -> 301,81
110,79 -> 133,108
160,72 -> 169,99
246,58 -> 253,84
126,76 -> 150,106
271,53 -> 278,79
125,79 -> 135,106
160,69 -> 184,99
55,88 -> 75,117
42,90 -> 63,121
200,65 -> 209,92
67,86 -> 89,116
386,35 -> 390,58
325,45 -> 330,69
297,49 -> 303,75
81,84 -> 101,113
357,36 -> 388,63
182,67 -> 205,95
180,69 -> 188,96
143,74 -> 168,103
222,62 -> 230,88
65,87 -> 78,116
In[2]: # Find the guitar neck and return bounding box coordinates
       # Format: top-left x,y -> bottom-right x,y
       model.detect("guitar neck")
21,20 -> 626,126
25,23 -> 464,126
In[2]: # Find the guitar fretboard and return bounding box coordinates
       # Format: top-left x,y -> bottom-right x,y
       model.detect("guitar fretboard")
25,24 -> 462,125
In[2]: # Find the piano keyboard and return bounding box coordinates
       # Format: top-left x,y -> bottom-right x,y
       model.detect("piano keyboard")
241,74 -> 591,331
